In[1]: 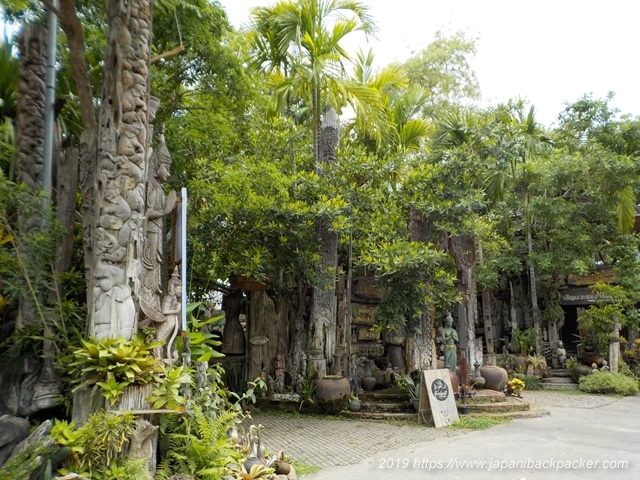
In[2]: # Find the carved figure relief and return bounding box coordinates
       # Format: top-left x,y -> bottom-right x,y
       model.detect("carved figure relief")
90,0 -> 154,340
16,24 -> 46,192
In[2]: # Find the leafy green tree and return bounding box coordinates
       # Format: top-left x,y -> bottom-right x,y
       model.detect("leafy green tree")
400,29 -> 481,120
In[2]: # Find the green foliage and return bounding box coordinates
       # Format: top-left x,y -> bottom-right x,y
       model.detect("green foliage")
576,282 -> 631,356
177,303 -> 225,362
147,363 -> 192,411
51,410 -> 143,479
357,239 -> 458,329
0,435 -> 58,480
289,459 -> 322,477
578,370 -> 639,396
156,405 -> 244,480
401,29 -> 481,119
621,337 -> 640,375
513,373 -> 542,391
297,371 -> 318,412
60,335 -> 164,405
448,416 -> 511,430
513,327 -> 536,356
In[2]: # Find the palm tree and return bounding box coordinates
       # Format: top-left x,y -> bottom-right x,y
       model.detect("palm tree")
345,48 -> 431,154
247,0 -> 376,163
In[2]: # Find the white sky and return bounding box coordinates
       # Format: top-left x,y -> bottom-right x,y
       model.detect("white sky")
221,0 -> 640,128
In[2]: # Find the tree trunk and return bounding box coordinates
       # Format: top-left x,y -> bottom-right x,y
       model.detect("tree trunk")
55,147 -> 78,274
477,241 -> 495,358
527,214 -> 542,355
86,0 -> 153,341
308,106 -> 339,378
449,234 -> 480,369
221,286 -> 246,355
406,206 -> 437,372
247,290 -> 290,385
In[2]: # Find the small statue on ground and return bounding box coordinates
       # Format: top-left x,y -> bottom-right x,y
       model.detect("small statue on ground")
556,340 -> 567,367
274,353 -> 286,393
440,313 -> 459,372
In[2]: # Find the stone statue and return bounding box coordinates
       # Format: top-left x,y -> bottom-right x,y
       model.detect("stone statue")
440,314 -> 459,372
142,127 -> 177,298
274,353 -> 286,393
556,340 -> 567,367
158,267 -> 181,363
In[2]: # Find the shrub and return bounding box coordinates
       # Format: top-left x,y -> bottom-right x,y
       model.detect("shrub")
578,371 -> 639,396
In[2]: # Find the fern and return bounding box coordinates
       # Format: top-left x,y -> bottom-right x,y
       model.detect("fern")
156,405 -> 244,480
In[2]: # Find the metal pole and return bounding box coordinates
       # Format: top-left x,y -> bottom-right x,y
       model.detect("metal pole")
180,187 -> 188,331
42,0 -> 58,200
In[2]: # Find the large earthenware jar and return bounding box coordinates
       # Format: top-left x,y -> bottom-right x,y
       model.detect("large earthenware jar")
479,365 -> 508,392
572,364 -> 592,383
315,375 -> 351,414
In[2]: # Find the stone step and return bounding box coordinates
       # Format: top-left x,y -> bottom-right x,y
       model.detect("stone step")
360,401 -> 412,413
464,399 -> 530,413
470,389 -> 506,403
542,376 -> 577,383
547,369 -> 573,378
359,389 -> 408,403
344,410 -> 418,421
540,382 -> 579,390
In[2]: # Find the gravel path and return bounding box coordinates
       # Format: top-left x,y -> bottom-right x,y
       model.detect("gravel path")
523,389 -> 621,409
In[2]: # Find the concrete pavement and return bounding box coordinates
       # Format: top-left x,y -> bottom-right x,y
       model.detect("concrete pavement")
302,396 -> 640,480
249,393 -> 640,479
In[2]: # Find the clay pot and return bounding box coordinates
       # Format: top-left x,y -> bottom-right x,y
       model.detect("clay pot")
275,461 -> 291,475
572,364 -> 593,383
514,355 -> 527,370
315,376 -> 351,414
348,398 -> 362,412
479,365 -> 509,392
471,376 -> 486,389
361,376 -> 377,392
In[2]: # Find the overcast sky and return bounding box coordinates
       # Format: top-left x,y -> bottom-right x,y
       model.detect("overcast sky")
221,0 -> 640,128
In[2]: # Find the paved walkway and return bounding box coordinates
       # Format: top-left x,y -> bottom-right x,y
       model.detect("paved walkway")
247,391 -> 638,478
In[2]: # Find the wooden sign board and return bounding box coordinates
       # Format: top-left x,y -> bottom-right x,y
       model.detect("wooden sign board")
418,369 -> 459,428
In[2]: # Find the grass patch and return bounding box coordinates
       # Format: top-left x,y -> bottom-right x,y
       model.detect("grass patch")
290,458 -> 322,476
447,416 -> 511,430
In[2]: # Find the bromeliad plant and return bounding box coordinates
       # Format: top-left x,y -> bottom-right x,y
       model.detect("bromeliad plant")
61,335 -> 164,405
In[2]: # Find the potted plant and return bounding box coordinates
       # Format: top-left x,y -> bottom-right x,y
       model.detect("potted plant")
400,374 -> 420,411
504,377 -> 526,397
458,382 -> 476,414
527,354 -> 548,378
513,327 -> 535,369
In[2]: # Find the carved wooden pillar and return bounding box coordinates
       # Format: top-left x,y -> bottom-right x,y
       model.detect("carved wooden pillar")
14,24 -> 47,330
88,0 -> 153,340
308,106 -> 339,378
16,24 -> 47,192
406,207 -> 437,372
